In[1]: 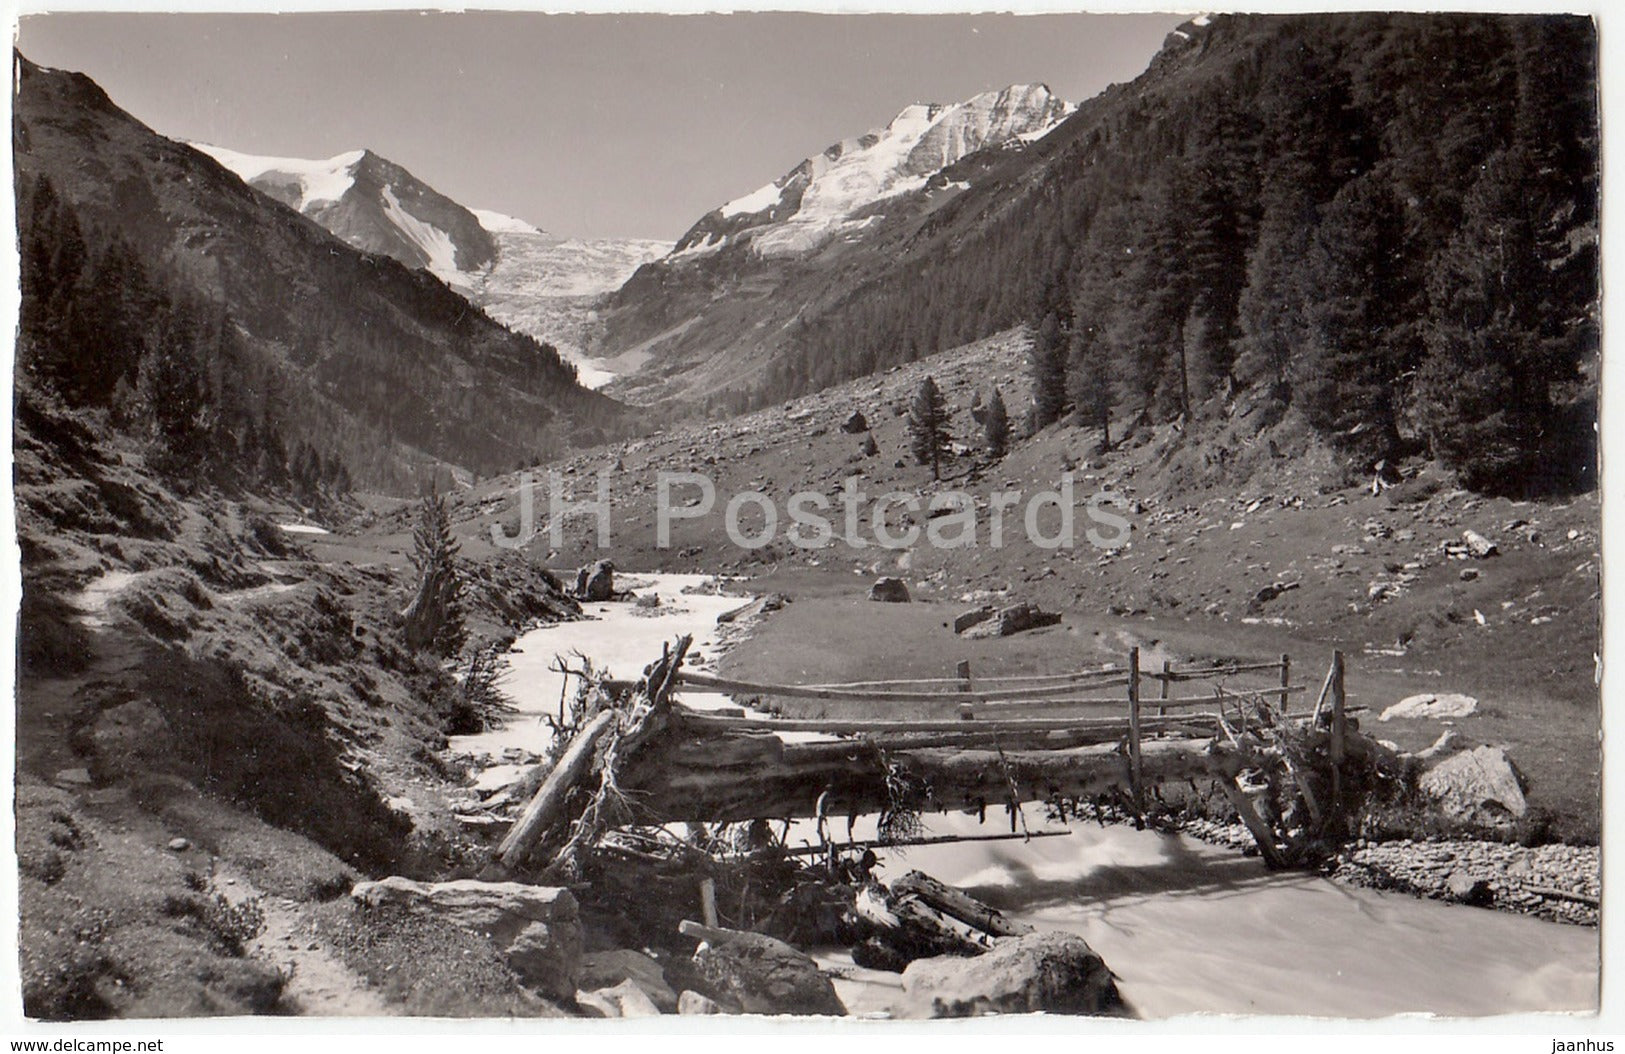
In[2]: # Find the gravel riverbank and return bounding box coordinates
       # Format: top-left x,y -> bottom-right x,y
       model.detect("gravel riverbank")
1179,818 -> 1598,926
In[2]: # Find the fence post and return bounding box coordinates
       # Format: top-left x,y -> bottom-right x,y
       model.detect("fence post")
1328,649 -> 1346,826
1128,647 -> 1143,814
1158,660 -> 1171,717
1280,653 -> 1292,716
957,659 -> 975,721
699,877 -> 719,928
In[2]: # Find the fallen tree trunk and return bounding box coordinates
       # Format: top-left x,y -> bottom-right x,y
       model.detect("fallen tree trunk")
493,635 -> 694,873
620,734 -> 1248,824
892,871 -> 1033,939
851,883 -> 993,965
761,831 -> 1071,859
497,709 -> 618,869
541,635 -> 694,877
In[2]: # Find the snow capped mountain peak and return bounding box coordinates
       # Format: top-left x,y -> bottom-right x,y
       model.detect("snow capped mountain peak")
473,208 -> 546,237
192,143 -> 367,210
676,82 -> 1073,258
192,141 -> 498,279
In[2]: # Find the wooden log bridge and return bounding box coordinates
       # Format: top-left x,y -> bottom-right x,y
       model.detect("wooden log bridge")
496,639 -> 1361,872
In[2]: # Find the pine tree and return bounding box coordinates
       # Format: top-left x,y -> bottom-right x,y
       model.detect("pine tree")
1295,175 -> 1416,463
400,493 -> 467,657
138,300 -> 213,479
983,387 -> 1011,459
1066,332 -> 1112,451
1416,139 -> 1577,492
1029,272 -> 1074,429
1235,191 -> 1315,403
908,375 -> 951,481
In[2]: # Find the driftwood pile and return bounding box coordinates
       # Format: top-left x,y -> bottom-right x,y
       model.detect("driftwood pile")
849,870 -> 1030,970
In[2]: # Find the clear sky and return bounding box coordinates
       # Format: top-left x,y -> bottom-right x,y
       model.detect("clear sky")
16,12 -> 1184,241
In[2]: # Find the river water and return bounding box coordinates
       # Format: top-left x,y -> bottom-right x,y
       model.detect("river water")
463,573 -> 1599,1019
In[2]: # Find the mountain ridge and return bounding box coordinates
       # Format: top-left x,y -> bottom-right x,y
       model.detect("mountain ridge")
194,139 -> 669,389
193,142 -> 500,280
14,52 -> 624,491
672,82 -> 1072,259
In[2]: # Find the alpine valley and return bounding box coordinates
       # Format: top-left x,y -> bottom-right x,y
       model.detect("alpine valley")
10,11 -> 1603,1023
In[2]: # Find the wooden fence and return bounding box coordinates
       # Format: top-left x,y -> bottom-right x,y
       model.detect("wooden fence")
669,648 -> 1348,824
497,637 -> 1355,872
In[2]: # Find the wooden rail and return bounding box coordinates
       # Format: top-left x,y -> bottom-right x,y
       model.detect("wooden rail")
802,667 -> 1126,691
674,707 -> 1169,736
675,669 -> 1131,704
1148,660 -> 1291,681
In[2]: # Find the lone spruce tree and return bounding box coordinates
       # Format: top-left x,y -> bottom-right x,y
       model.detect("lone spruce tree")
983,386 -> 1011,459
908,375 -> 951,480
401,493 -> 467,657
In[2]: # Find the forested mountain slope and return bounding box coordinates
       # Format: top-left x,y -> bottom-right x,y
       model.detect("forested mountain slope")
14,54 -> 625,494
601,14 -> 1598,496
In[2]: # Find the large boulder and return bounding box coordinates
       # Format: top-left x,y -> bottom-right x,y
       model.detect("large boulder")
841,410 -> 869,434
953,606 -> 995,634
576,560 -> 616,602
868,577 -> 911,603
960,603 -> 1061,639
678,990 -> 725,1015
900,932 -> 1119,1018
689,926 -> 846,1016
1419,745 -> 1529,826
1380,692 -> 1478,722
352,877 -> 581,999
1446,870 -> 1495,907
579,949 -> 677,1013
576,979 -> 662,1018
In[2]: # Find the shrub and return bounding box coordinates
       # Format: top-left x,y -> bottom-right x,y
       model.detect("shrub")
441,646 -> 517,736
161,893 -> 265,956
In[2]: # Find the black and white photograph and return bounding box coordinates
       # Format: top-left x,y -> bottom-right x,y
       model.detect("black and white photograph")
4,4 -> 1608,1031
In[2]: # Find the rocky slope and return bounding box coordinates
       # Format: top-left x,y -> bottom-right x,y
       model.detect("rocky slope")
13,375 -> 586,1015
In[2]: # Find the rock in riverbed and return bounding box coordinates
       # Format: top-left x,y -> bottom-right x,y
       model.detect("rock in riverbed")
900,932 -> 1120,1018
1447,870 -> 1495,907
575,560 -> 616,602
685,923 -> 846,1016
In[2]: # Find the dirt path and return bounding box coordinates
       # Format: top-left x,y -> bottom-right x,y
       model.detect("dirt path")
216,867 -> 390,1016
71,568 -> 145,628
